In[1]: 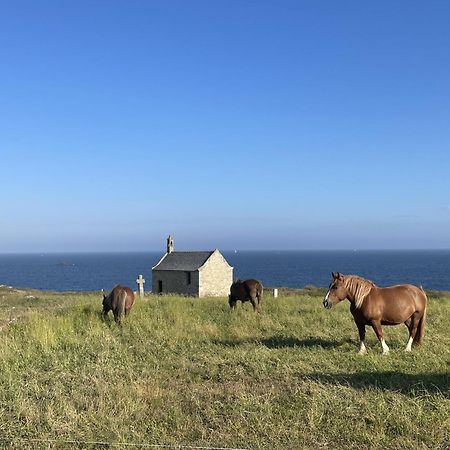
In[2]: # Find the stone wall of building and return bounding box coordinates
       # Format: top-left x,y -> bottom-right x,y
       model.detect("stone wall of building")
152,270 -> 200,296
198,250 -> 233,297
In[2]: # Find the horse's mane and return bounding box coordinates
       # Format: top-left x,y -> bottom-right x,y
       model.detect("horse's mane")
343,275 -> 376,308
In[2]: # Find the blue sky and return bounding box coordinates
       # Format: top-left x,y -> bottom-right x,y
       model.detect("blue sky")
1,1 -> 449,252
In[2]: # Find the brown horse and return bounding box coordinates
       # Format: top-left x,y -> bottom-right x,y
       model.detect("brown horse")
323,272 -> 427,354
102,285 -> 135,325
229,279 -> 263,312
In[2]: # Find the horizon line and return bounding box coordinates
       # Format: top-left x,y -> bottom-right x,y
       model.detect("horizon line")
1,248 -> 450,255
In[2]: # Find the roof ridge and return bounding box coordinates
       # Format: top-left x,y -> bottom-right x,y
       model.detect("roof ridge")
152,250 -> 216,271
169,250 -> 213,254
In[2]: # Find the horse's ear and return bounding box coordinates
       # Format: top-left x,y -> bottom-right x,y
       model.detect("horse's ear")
332,272 -> 337,279
337,272 -> 344,280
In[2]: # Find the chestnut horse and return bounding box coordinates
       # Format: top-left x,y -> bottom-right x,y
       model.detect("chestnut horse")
229,279 -> 263,312
102,285 -> 135,325
323,272 -> 427,354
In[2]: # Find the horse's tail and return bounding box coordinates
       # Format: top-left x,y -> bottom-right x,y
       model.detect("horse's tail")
117,289 -> 127,324
258,284 -> 263,302
414,288 -> 427,345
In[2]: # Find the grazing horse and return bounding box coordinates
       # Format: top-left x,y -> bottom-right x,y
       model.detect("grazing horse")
102,285 -> 135,325
229,279 -> 263,312
323,272 -> 427,354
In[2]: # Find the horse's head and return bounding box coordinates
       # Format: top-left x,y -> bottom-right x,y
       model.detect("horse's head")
102,291 -> 109,310
228,294 -> 237,309
323,272 -> 347,309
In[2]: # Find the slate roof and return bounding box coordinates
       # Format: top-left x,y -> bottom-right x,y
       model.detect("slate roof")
153,251 -> 214,271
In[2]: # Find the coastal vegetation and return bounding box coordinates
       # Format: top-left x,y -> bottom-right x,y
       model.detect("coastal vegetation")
0,285 -> 448,449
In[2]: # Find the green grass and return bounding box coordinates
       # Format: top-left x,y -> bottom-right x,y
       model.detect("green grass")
0,285 -> 448,449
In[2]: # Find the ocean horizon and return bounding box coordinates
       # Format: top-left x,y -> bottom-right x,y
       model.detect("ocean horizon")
1,249 -> 450,292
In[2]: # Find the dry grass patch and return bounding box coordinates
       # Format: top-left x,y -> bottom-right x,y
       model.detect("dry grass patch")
0,289 -> 448,449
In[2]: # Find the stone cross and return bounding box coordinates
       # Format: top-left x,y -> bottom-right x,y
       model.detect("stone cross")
136,274 -> 145,299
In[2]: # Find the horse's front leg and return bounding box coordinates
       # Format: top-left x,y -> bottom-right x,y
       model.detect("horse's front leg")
371,320 -> 389,355
351,308 -> 367,354
356,320 -> 367,355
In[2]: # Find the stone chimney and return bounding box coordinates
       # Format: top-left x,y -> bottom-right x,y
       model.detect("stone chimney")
167,235 -> 174,254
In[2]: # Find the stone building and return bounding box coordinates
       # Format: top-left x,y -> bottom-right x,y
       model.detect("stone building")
152,236 -> 233,297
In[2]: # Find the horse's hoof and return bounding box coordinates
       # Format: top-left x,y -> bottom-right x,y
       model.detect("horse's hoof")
382,350 -> 390,355
358,350 -> 367,355
404,347 -> 412,352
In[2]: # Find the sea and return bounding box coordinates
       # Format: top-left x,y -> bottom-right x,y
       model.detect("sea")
0,250 -> 449,292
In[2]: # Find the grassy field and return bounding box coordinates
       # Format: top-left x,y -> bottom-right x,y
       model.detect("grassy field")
0,285 -> 448,449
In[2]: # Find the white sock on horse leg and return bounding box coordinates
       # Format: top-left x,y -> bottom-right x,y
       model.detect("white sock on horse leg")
405,336 -> 413,352
358,341 -> 367,354
381,339 -> 390,354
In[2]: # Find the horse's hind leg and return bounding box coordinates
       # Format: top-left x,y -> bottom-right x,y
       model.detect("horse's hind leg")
251,293 -> 262,313
113,312 -> 122,326
371,320 -> 389,354
405,312 -> 420,351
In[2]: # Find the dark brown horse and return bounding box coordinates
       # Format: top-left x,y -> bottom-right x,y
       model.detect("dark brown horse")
229,279 -> 263,312
102,285 -> 135,325
323,272 -> 427,354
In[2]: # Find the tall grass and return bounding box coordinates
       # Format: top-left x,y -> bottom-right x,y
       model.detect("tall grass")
0,287 -> 448,449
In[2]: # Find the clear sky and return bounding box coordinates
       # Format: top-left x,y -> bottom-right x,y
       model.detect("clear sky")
1,1 -> 449,252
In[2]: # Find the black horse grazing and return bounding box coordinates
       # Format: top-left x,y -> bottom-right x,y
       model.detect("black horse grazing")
229,279 -> 263,312
102,285 -> 135,325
